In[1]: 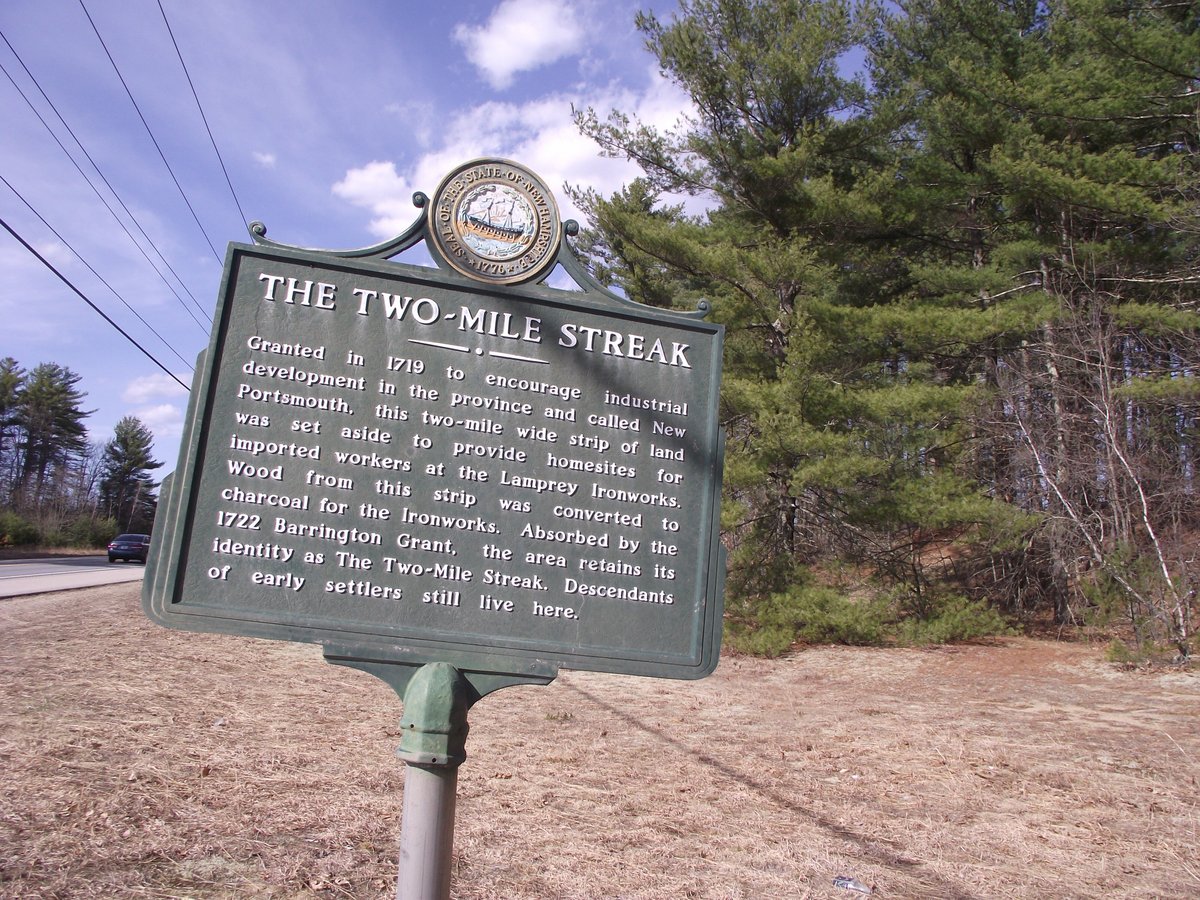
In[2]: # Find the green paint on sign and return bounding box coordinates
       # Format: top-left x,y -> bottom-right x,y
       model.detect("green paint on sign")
145,177 -> 724,682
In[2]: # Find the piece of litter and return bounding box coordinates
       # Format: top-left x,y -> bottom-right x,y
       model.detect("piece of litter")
833,875 -> 872,894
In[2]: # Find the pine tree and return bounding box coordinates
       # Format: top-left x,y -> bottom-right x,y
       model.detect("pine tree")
575,0 -> 1019,648
99,416 -> 162,534
0,357 -> 25,505
871,0 -> 1199,649
15,363 -> 91,509
574,0 -> 1197,651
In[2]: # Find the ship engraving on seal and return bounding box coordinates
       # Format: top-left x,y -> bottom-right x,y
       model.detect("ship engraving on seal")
459,183 -> 536,259
429,159 -> 562,285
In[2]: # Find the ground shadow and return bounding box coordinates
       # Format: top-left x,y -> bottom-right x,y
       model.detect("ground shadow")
565,681 -> 978,899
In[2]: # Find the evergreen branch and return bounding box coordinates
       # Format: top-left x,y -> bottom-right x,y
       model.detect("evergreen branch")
1098,274 -> 1200,285
983,281 -> 1042,303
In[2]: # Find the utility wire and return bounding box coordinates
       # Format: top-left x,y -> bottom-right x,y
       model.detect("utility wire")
157,0 -> 249,229
0,215 -> 190,392
1,173 -> 195,373
78,0 -> 224,265
0,34 -> 211,330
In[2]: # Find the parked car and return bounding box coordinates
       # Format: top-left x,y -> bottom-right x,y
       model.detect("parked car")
108,533 -> 151,564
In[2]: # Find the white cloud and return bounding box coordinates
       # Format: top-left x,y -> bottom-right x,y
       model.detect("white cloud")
253,151 -> 277,168
122,373 -> 189,405
332,75 -> 697,241
383,100 -> 437,148
331,160 -> 422,239
453,0 -> 585,89
133,402 -> 186,459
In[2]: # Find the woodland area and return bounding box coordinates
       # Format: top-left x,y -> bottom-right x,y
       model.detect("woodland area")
572,0 -> 1199,658
0,357 -> 161,548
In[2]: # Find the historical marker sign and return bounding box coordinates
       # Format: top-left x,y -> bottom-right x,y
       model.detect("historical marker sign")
144,160 -> 725,680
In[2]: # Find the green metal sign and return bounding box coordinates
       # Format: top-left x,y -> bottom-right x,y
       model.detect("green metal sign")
144,160 -> 725,682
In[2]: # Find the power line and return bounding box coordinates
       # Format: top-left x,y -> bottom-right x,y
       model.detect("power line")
0,33 -> 211,330
78,0 -> 224,265
0,215 -> 191,393
0,33 -> 211,327
0,172 -> 195,373
157,0 -> 249,229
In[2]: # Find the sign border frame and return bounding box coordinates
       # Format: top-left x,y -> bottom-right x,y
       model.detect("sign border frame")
143,237 -> 726,681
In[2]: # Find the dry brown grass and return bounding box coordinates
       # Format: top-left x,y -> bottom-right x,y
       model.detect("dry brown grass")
1,584 -> 1198,898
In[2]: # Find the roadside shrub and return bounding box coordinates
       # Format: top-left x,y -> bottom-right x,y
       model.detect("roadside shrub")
1104,638 -> 1140,666
794,586 -> 890,645
1104,636 -> 1194,668
0,509 -> 119,550
1080,547 -> 1192,659
0,510 -> 40,547
726,584 -> 890,656
726,621 -> 796,657
61,516 -> 119,548
898,593 -> 1015,645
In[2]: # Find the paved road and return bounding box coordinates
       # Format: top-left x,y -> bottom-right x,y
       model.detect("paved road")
0,556 -> 145,599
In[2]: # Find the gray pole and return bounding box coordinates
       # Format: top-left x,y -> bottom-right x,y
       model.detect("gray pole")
394,662 -> 471,900
323,651 -> 554,899
397,764 -> 458,899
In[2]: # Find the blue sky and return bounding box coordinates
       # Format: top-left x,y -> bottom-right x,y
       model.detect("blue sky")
0,0 -> 691,470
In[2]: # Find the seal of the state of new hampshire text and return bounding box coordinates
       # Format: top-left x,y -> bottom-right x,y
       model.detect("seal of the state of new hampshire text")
428,159 -> 562,285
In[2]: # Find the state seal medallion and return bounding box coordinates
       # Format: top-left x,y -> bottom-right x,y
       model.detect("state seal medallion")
428,159 -> 562,285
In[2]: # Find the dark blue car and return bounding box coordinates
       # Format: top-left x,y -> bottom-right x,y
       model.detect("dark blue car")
108,533 -> 150,564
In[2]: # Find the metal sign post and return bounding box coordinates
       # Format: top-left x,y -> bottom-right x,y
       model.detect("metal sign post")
394,663 -> 468,900
143,160 -> 726,897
